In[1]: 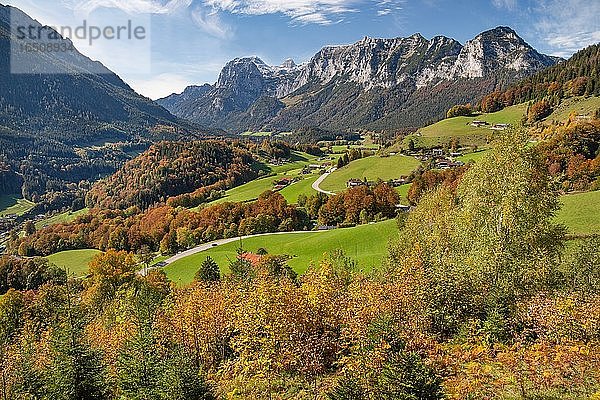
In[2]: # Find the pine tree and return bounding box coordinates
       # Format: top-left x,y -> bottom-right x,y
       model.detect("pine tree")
194,256 -> 220,283
160,345 -> 215,400
116,325 -> 164,400
45,285 -> 109,400
327,376 -> 366,400
376,351 -> 444,400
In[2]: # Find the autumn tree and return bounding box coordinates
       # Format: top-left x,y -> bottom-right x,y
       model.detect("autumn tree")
446,104 -> 472,118
390,129 -> 566,337
528,99 -> 553,122
0,289 -> 24,400
23,221 -> 36,236
566,235 -> 600,293
85,250 -> 137,310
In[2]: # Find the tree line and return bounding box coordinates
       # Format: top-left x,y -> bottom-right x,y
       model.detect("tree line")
2,130 -> 600,398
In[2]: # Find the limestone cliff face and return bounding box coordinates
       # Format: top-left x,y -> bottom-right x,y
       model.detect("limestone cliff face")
157,26 -> 561,132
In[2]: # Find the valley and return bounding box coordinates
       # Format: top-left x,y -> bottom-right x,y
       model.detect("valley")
1,4 -> 599,398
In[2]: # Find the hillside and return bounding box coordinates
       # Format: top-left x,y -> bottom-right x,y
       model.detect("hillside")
556,191 -> 600,236
415,103 -> 528,147
164,219 -> 398,283
545,96 -> 600,122
206,151 -> 325,205
320,155 -> 421,193
0,5 -> 216,209
479,43 -> 600,113
86,141 -> 258,210
413,95 -> 600,149
0,5 -> 204,142
158,27 -> 559,133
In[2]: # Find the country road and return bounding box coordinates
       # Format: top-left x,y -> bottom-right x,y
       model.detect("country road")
161,230 -> 327,267
312,170 -> 336,195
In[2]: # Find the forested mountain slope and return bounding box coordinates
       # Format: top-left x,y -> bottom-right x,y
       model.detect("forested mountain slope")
0,5 -> 218,206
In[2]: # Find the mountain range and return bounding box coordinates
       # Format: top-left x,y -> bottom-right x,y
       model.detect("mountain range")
158,27 -> 561,133
0,4 -> 217,204
0,4 -> 215,144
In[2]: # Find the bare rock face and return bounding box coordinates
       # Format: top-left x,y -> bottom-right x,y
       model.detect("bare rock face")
157,26 -> 561,132
451,27 -> 561,79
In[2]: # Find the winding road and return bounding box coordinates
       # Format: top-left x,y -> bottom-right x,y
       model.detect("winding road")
312,170 -> 337,195
142,170 -> 338,274
162,230 -> 327,266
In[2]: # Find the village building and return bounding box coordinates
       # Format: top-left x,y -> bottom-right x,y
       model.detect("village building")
491,123 -> 511,130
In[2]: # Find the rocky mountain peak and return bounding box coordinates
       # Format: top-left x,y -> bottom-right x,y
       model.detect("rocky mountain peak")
158,26 -> 562,133
281,58 -> 297,69
451,26 -> 558,79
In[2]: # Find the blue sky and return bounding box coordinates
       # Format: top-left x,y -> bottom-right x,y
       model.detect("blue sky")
7,0 -> 599,99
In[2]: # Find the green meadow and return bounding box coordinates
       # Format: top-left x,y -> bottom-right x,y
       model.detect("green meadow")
46,249 -> 102,277
556,191 -> 600,236
546,96 -> 600,123
164,219 -> 398,285
0,195 -> 35,217
320,155 -> 421,193
36,208 -> 89,229
207,151 -> 322,205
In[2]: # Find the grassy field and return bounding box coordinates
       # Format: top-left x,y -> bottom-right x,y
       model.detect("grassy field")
419,103 -> 527,137
556,191 -> 600,236
36,208 -> 89,229
320,155 -> 421,193
456,149 -> 492,163
207,152 -> 322,205
240,131 -> 292,137
411,104 -> 528,148
546,96 -> 600,123
208,175 -> 291,205
241,131 -> 274,137
329,144 -> 380,154
279,175 -> 319,204
0,195 -> 35,217
164,219 -> 399,285
395,184 -> 412,205
46,249 -> 102,277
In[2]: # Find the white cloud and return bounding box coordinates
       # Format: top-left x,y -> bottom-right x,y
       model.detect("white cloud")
128,72 -> 197,99
64,0 -> 400,28
191,7 -> 233,38
193,0 -> 404,26
202,0 -> 393,25
68,0 -> 192,15
532,0 -> 600,56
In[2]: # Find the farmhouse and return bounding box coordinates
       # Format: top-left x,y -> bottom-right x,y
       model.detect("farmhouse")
471,120 -> 489,127
273,177 -> 293,191
390,178 -> 407,187
347,178 -> 366,188
435,158 -> 465,170
491,123 -> 511,130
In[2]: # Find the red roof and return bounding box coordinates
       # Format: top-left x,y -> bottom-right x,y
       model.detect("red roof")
240,252 -> 263,266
